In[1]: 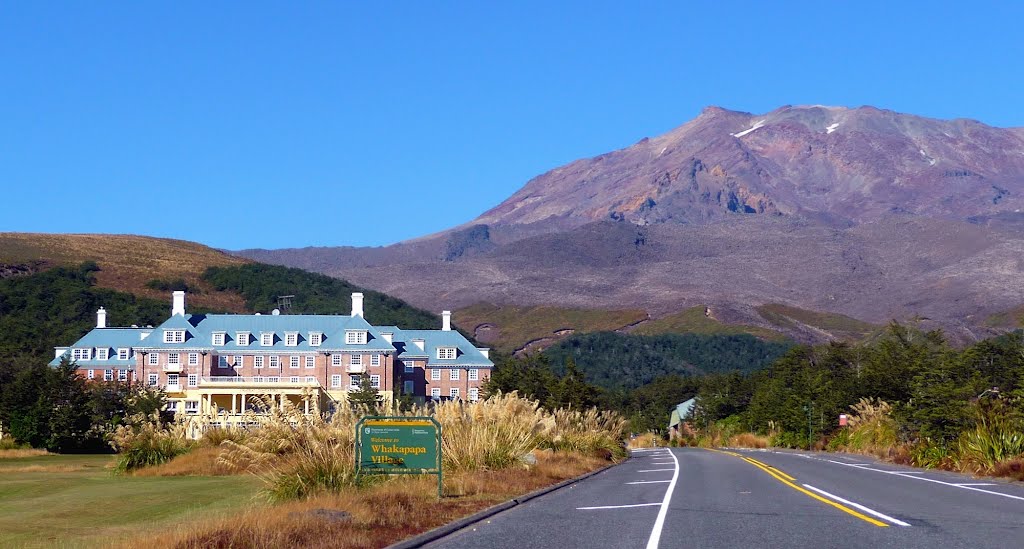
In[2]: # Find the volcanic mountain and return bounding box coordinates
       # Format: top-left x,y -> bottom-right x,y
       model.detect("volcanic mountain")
238,105 -> 1024,347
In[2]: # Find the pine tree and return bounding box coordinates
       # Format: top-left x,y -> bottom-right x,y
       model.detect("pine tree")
348,374 -> 382,415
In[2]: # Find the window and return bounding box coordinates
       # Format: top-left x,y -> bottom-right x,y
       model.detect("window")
101,370 -> 111,381
285,333 -> 298,346
371,354 -> 381,367
261,333 -> 274,346
86,369 -> 94,379
72,348 -> 91,361
212,332 -> 225,346
331,374 -> 342,388
290,356 -> 300,369
166,401 -> 178,412
236,332 -> 249,346
269,355 -> 280,369
331,354 -> 342,366
469,369 -> 479,381
268,376 -> 279,383
188,353 -> 199,366
118,370 -> 128,382
185,401 -> 199,414
305,355 -> 315,368
450,388 -> 460,400
148,373 -> 158,386
350,375 -> 361,388
469,388 -> 479,401
404,361 -> 414,374
289,376 -> 299,383
187,374 -> 198,387
351,354 -> 362,366
345,331 -> 366,345
163,330 -> 185,343
404,380 -> 414,394
254,376 -> 265,383
96,348 -> 109,360
306,376 -> 317,383
167,373 -> 179,386
234,355 -> 243,367
117,348 -> 129,360
167,353 -> 180,365
254,356 -> 264,369
218,355 -> 228,368
450,369 -> 460,381
148,353 -> 159,366
430,388 -> 441,400
431,368 -> 441,381
370,374 -> 380,388
438,347 -> 456,360
309,332 -> 322,346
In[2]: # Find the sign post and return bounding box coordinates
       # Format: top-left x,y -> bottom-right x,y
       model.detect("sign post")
355,416 -> 443,498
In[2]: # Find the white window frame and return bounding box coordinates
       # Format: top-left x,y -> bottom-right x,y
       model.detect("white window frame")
345,330 -> 366,345
331,354 -> 342,366
309,332 -> 322,346
236,332 -> 249,346
167,353 -> 180,365
234,355 -> 243,367
187,374 -> 198,387
469,387 -> 479,401
268,376 -> 279,383
117,348 -> 129,360
166,401 -> 178,412
450,388 -> 460,400
148,352 -> 159,366
404,380 -> 414,394
218,355 -> 228,368
188,352 -> 199,366
371,354 -> 381,367
290,356 -> 300,369
167,373 -> 179,386
104,370 -> 113,381
285,332 -> 298,346
164,330 -> 185,344
253,356 -> 264,369
73,348 -> 91,361
404,361 -> 414,374
306,376 -> 317,383
147,373 -> 158,386
269,355 -> 280,369
212,332 -> 225,346
184,400 -> 199,414
331,374 -> 342,388
349,374 -> 361,388
469,369 -> 479,381
450,369 -> 460,381
431,368 -> 441,381
96,348 -> 109,360
260,332 -> 274,346
438,347 -> 456,360
370,374 -> 380,389
289,376 -> 299,383
351,354 -> 362,366
118,369 -> 128,382
87,369 -> 95,379
430,388 -> 441,400
305,355 -> 315,369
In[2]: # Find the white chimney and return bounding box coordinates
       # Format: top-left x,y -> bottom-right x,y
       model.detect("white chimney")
442,310 -> 451,331
351,292 -> 364,318
411,338 -> 425,351
381,332 -> 393,344
96,307 -> 107,328
171,291 -> 186,316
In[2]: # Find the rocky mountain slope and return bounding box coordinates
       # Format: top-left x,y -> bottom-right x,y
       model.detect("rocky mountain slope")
238,105 -> 1024,345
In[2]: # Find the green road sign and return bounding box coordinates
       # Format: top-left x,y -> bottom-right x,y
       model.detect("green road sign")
355,416 -> 442,497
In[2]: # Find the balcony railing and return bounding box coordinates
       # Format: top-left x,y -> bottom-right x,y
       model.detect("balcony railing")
201,376 -> 322,387
163,364 -> 183,372
346,364 -> 366,374
166,383 -> 182,392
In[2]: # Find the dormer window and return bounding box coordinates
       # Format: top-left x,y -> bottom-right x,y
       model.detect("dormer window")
117,348 -> 130,360
236,332 -> 249,346
96,348 -> 109,360
345,330 -> 367,345
163,330 -> 185,343
261,332 -> 274,346
308,332 -> 322,346
285,332 -> 298,346
437,347 -> 457,360
72,348 -> 91,361
212,332 -> 226,346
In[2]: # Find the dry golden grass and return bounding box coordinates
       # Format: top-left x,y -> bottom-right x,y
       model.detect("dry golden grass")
132,446 -> 237,477
728,433 -> 769,449
0,232 -> 250,312
124,451 -> 606,549
627,433 -> 661,449
0,448 -> 50,459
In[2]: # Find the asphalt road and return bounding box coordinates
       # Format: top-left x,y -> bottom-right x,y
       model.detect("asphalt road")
424,447 -> 1024,549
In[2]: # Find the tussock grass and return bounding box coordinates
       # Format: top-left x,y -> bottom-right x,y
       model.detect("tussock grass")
132,446 -> 236,477
110,414 -> 195,473
728,432 -> 769,448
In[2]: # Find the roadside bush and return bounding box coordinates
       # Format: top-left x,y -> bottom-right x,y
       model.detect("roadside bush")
436,393 -> 546,471
842,398 -> 898,456
538,406 -> 628,460
952,401 -> 1024,474
728,432 -> 769,449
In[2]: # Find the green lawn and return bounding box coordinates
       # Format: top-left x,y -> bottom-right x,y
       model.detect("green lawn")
0,454 -> 261,548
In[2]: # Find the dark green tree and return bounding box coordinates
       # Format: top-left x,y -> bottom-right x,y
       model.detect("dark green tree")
348,375 -> 383,414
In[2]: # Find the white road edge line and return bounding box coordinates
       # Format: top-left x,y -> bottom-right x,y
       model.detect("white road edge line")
577,502 -> 662,510
637,469 -> 674,473
803,484 -> 911,527
645,448 -> 680,549
627,480 -> 672,485
956,483 -> 997,487
826,460 -> 1024,502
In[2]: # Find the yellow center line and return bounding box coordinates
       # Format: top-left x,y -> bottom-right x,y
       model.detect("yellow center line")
705,449 -> 887,527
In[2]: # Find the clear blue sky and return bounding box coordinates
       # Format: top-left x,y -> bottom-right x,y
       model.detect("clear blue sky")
2,1 -> 1022,249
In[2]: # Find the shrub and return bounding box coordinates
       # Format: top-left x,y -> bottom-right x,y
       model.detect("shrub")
538,406 -> 628,460
436,393 -> 547,471
109,414 -> 193,473
952,401 -> 1024,474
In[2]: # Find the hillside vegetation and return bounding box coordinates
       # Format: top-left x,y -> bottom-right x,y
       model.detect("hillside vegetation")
633,305 -> 788,341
